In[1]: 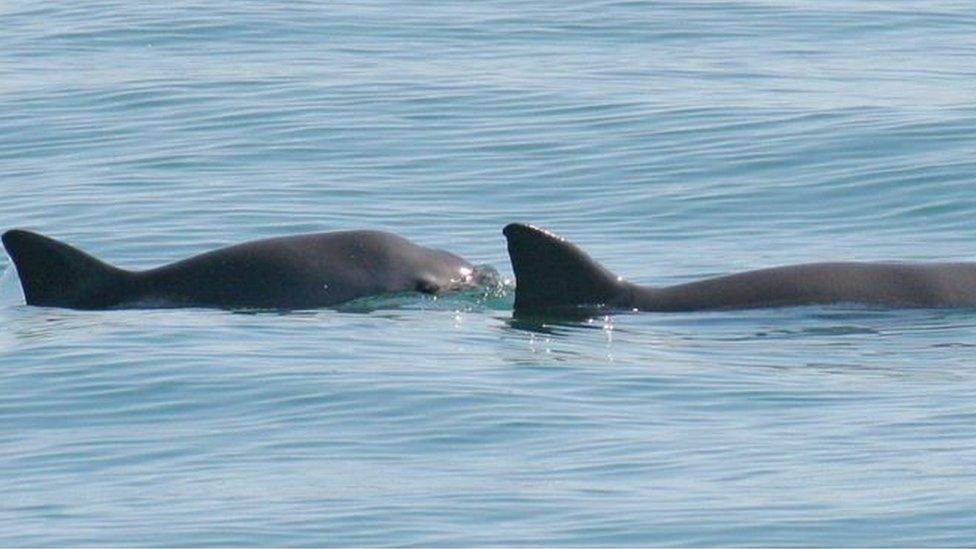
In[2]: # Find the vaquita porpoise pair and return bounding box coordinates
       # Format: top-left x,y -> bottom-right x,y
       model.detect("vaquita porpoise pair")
5,225 -> 976,316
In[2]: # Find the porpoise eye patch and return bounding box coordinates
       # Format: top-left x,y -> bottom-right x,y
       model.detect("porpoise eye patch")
415,279 -> 440,294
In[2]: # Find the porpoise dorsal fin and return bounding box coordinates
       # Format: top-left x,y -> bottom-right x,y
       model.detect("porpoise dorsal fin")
503,223 -> 628,315
1,230 -> 131,309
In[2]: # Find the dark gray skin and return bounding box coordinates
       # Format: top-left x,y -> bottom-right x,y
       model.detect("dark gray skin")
504,223 -> 976,316
2,229 -> 478,310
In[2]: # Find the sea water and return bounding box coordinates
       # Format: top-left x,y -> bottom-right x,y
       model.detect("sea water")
2,1 -> 976,546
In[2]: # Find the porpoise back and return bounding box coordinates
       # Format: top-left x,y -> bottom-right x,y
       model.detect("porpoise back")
504,223 -> 976,316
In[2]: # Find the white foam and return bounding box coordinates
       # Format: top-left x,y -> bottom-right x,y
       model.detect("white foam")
0,257 -> 26,307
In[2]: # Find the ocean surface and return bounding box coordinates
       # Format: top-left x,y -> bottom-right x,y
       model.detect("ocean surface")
2,1 -> 976,546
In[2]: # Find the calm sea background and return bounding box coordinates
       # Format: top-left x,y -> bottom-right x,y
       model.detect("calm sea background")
2,1 -> 976,546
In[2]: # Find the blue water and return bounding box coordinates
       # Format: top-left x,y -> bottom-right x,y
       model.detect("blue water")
2,1 -> 976,546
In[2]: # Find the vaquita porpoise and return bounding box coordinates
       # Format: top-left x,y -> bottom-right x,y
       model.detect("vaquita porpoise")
504,223 -> 976,316
2,229 -> 480,310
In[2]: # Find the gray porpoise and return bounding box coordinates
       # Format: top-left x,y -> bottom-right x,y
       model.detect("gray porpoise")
504,223 -> 976,316
1,229 -> 477,310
